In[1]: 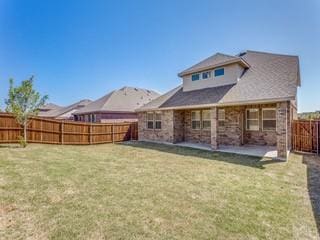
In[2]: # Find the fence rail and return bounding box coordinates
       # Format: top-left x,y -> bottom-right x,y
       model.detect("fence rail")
0,113 -> 138,145
292,120 -> 320,154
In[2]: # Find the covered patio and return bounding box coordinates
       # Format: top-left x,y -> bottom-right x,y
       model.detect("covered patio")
175,142 -> 278,159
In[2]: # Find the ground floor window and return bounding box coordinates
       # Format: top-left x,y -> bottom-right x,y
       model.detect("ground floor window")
155,112 -> 162,129
146,112 -> 162,129
246,109 -> 259,131
147,113 -> 154,129
218,109 -> 225,126
202,110 -> 211,129
262,108 -> 276,131
89,114 -> 96,123
191,110 -> 201,129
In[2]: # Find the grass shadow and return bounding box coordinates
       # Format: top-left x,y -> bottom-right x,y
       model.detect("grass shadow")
0,144 -> 21,149
120,141 -> 283,169
302,153 -> 320,237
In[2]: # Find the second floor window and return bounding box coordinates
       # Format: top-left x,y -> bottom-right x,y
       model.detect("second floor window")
214,68 -> 224,77
192,73 -> 200,81
202,71 -> 211,79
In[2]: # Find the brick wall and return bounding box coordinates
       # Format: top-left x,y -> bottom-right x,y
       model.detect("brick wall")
217,104 -> 277,146
276,101 -> 290,159
184,110 -> 211,144
242,104 -> 277,146
173,110 -> 185,143
138,103 -> 286,150
138,110 -> 174,143
218,106 -> 243,146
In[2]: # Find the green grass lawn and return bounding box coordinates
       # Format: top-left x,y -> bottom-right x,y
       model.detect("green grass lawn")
0,142 -> 319,239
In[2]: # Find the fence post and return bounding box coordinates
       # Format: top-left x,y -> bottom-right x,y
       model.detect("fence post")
40,119 -> 43,143
317,121 -> 319,155
112,124 -> 114,143
60,121 -> 64,144
89,123 -> 92,144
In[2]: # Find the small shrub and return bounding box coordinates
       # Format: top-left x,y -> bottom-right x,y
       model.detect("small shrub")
18,136 -> 27,148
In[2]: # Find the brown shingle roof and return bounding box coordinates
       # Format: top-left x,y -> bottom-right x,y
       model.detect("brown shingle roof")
38,103 -> 62,111
38,99 -> 92,118
138,50 -> 300,111
178,53 -> 250,77
74,87 -> 160,114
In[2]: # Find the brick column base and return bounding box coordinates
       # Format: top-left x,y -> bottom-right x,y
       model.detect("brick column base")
211,107 -> 218,150
276,102 -> 289,160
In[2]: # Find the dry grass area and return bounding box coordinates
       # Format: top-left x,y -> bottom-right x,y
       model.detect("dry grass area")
0,142 -> 319,239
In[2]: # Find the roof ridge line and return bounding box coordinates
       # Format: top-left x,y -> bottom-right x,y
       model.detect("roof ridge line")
246,50 -> 298,58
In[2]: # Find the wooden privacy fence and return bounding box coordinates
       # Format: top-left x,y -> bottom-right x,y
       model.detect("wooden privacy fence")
0,113 -> 138,145
292,120 -> 320,154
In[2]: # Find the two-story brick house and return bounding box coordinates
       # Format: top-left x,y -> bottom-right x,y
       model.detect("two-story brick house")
136,50 -> 300,160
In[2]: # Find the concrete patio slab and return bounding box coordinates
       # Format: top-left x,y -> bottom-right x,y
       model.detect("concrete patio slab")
174,142 -> 277,159
217,144 -> 277,159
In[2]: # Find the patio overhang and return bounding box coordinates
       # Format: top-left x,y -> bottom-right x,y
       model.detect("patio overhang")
174,142 -> 278,159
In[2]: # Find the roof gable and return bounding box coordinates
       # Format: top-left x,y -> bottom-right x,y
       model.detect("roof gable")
178,53 -> 250,77
39,99 -> 92,117
138,50 -> 300,111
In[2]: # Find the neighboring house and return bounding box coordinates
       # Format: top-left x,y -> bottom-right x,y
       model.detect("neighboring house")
136,50 -> 300,160
73,87 -> 160,123
38,99 -> 92,120
38,103 -> 62,113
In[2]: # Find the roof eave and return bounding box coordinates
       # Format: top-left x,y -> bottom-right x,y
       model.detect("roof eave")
136,96 -> 295,112
178,58 -> 250,77
73,110 -> 136,115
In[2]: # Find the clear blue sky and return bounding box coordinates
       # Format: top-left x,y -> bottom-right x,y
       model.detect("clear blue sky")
0,0 -> 319,112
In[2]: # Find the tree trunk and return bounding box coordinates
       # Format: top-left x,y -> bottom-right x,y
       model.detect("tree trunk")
23,122 -> 27,146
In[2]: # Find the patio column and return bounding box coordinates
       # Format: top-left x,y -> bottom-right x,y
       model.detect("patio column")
276,102 -> 289,160
211,107 -> 218,150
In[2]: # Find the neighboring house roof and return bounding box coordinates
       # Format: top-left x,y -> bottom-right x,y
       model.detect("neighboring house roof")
178,53 -> 250,77
38,103 -> 62,111
74,87 -> 160,115
38,99 -> 92,118
138,50 -> 300,111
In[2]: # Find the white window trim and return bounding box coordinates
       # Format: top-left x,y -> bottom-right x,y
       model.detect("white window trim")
191,110 -> 201,130
155,112 -> 162,130
191,73 -> 200,81
218,109 -> 225,121
202,109 -> 211,130
246,108 -> 259,131
214,68 -> 225,77
218,109 -> 225,127
201,71 -> 212,80
146,112 -> 154,129
262,108 -> 276,131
